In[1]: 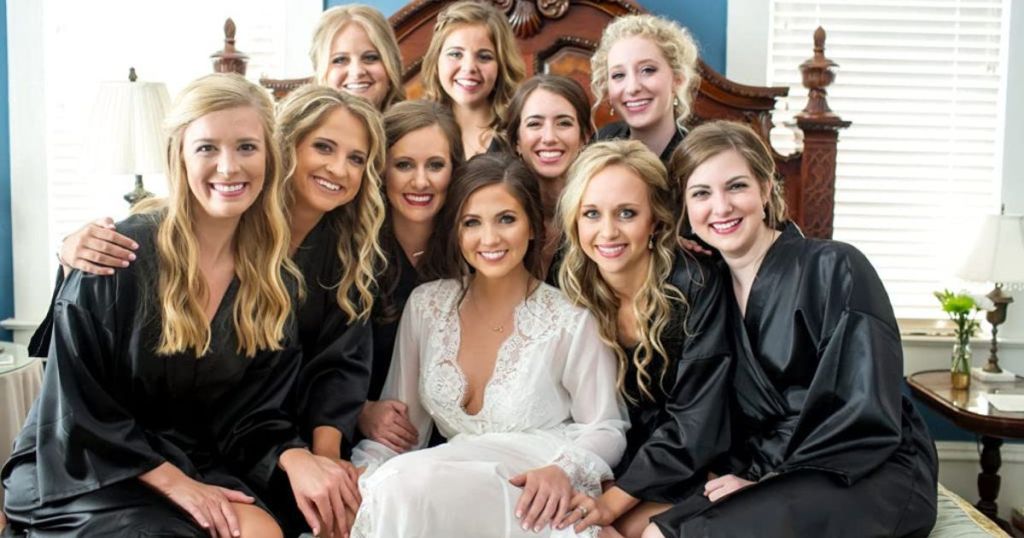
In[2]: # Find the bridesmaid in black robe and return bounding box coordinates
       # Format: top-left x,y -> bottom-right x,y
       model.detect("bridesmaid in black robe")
356,100 -> 464,452
643,120 -> 938,538
2,74 -> 355,537
555,140 -> 732,538
589,14 -> 700,168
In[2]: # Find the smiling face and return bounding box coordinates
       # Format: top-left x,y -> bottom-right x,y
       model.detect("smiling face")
576,163 -> 656,280
606,36 -> 681,131
458,183 -> 532,281
515,88 -> 584,181
183,106 -> 266,223
684,148 -> 772,260
386,125 -> 453,225
326,23 -> 390,108
438,24 -> 498,110
290,106 -> 369,218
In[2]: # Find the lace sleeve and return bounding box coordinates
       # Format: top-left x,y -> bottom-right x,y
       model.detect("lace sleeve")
550,310 -> 629,494
351,285 -> 435,473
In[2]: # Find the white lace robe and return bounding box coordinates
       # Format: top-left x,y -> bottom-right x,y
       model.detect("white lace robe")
351,279 -> 628,538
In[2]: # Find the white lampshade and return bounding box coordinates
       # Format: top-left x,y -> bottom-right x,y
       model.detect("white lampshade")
957,214 -> 1024,288
88,76 -> 170,175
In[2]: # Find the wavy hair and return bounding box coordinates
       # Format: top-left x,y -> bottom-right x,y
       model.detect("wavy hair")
499,74 -> 595,154
420,1 -> 526,131
155,73 -> 292,357
419,153 -> 544,297
558,140 -> 686,401
277,84 -> 387,322
310,4 -> 406,110
590,14 -> 700,130
671,120 -> 787,232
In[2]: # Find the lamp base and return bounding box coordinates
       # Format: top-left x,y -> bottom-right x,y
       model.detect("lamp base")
972,367 -> 1017,383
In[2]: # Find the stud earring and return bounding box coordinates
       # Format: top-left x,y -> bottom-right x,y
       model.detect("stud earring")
673,98 -> 679,107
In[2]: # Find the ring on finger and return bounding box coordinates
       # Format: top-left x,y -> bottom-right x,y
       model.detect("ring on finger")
577,506 -> 588,518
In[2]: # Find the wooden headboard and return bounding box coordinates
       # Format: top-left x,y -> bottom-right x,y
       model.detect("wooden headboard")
210,0 -> 849,239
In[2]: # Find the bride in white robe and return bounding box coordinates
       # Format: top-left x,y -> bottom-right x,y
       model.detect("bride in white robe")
351,154 -> 627,538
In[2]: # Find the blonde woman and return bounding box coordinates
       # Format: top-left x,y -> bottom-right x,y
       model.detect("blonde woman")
1,74 -> 354,538
310,3 -> 406,110
642,121 -> 937,537
591,15 -> 700,164
553,141 -> 731,538
421,0 -> 526,157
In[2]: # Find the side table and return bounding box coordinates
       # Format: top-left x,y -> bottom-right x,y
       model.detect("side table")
0,342 -> 44,508
906,369 -> 1024,534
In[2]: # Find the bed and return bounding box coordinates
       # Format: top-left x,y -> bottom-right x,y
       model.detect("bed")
209,0 -> 849,240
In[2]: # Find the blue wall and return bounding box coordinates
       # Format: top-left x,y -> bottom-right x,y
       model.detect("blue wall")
324,0 -> 729,73
1,0 -> 13,341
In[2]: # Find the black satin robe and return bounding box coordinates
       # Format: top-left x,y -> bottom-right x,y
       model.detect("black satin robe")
613,251 -> 733,504
652,224 -> 938,538
290,218 -> 373,445
594,121 -> 687,165
368,244 -> 419,401
1,214 -> 306,535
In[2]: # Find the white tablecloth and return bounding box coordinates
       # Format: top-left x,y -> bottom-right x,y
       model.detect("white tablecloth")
0,344 -> 43,508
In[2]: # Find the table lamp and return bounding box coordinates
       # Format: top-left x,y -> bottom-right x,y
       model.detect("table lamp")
89,68 -> 170,205
957,212 -> 1024,382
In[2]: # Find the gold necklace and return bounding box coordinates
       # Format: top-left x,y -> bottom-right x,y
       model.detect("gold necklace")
465,277 -> 531,333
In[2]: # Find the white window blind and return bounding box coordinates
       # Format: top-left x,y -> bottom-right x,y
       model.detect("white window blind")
41,0 -> 320,278
766,0 -> 1008,319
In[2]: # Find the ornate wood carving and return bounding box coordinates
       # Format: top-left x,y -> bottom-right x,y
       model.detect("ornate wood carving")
260,77 -> 313,101
210,19 -> 249,76
213,2 -> 849,240
492,0 -> 570,38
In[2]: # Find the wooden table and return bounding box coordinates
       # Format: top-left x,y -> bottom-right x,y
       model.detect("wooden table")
906,369 -> 1024,532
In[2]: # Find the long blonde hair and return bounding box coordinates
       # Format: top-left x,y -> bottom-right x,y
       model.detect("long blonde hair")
310,4 -> 406,110
420,1 -> 526,130
558,140 -> 686,402
155,73 -> 293,357
277,84 -> 387,322
591,14 -> 700,130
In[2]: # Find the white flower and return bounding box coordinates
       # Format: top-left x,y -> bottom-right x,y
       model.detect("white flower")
971,293 -> 996,312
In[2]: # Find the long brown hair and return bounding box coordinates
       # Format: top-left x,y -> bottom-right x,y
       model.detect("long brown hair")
420,153 -> 544,292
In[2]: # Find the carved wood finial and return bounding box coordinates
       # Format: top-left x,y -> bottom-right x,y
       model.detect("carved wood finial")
128,67 -> 138,83
211,17 -> 249,76
494,0 -> 569,38
797,26 -> 840,120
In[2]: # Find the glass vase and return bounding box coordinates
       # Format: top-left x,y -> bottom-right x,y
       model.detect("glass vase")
951,340 -> 971,390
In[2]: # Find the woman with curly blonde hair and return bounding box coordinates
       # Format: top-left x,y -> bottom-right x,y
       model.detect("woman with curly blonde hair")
420,0 -> 526,157
591,14 -> 700,164
310,3 -> 406,110
554,140 -> 731,538
3,74 -> 357,538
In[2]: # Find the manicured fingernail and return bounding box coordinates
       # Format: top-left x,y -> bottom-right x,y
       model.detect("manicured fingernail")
534,525 -> 542,532
132,242 -> 139,249
515,511 -> 522,518
129,252 -> 137,260
121,261 -> 129,267
521,522 -> 528,530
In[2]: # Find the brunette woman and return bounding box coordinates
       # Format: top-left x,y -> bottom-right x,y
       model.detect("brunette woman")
500,74 -> 594,277
420,0 -> 526,157
637,121 -> 937,538
1,74 -> 353,538
356,99 -> 465,452
349,154 -> 626,538
590,15 -> 699,164
554,141 -> 731,538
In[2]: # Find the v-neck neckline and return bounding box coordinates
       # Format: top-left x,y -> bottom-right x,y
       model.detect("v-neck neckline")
451,292 -> 529,418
